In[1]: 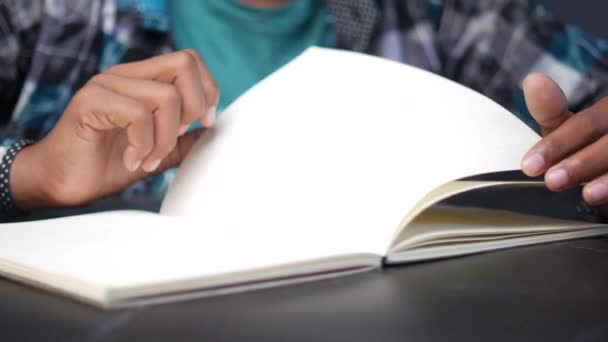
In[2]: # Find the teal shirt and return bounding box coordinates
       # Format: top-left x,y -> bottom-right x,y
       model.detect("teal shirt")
170,0 -> 335,112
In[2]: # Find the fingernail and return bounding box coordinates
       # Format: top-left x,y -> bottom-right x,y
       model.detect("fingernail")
585,183 -> 608,204
522,153 -> 545,175
179,123 -> 189,136
143,159 -> 161,172
130,160 -> 142,172
545,168 -> 568,189
201,106 -> 216,127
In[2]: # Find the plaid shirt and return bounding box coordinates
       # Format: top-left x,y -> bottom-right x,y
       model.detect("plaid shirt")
1,0 -> 608,203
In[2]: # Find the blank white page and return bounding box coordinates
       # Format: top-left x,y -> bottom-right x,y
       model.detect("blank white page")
162,47 -> 540,252
0,211 -> 380,306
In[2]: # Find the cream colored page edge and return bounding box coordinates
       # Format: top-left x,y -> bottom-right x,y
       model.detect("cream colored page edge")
107,255 -> 380,309
388,180 -> 546,248
0,259 -> 107,307
386,226 -> 608,263
110,266 -> 376,310
391,205 -> 602,252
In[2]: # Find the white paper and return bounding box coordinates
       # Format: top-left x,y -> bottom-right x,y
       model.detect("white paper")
162,47 -> 540,251
0,48 -> 544,307
0,211 -> 379,306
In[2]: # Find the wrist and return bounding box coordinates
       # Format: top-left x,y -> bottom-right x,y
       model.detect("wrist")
10,142 -> 54,210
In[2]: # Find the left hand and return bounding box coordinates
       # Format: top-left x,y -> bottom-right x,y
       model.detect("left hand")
521,73 -> 608,211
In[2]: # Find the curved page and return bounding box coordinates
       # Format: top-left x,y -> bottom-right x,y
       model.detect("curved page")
162,47 -> 540,255
389,180 -> 546,246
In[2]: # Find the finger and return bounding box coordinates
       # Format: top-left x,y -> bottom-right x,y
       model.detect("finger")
137,128 -> 206,178
105,50 -> 219,129
522,73 -> 572,136
521,103 -> 608,177
544,133 -> 608,191
583,172 -> 608,205
69,83 -> 154,171
106,51 -> 204,131
89,74 -> 181,172
182,49 -> 219,127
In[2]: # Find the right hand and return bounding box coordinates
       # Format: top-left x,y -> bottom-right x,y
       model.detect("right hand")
10,49 -> 219,209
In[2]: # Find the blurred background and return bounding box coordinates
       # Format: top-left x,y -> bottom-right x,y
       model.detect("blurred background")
542,0 -> 608,38
20,0 -> 608,221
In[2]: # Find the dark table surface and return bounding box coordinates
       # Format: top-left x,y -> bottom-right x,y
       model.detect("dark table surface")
2,235 -> 608,342
2,182 -> 608,342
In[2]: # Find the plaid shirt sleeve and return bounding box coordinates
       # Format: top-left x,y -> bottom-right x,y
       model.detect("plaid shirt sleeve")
374,0 -> 608,132
0,1 -> 43,149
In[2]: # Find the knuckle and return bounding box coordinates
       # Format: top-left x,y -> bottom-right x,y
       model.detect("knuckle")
173,50 -> 196,71
538,114 -> 564,129
71,83 -> 99,109
130,103 -> 150,122
575,112 -> 601,141
104,64 -> 120,75
87,73 -> 106,85
158,85 -> 180,107
540,138 -> 562,161
578,152 -> 596,168
183,48 -> 202,62
563,158 -> 584,183
563,150 -> 602,184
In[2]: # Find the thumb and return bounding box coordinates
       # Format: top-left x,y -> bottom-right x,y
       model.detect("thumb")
155,128 -> 206,173
522,72 -> 573,136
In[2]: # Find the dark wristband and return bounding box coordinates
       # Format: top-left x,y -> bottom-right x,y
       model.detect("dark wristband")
0,139 -> 35,216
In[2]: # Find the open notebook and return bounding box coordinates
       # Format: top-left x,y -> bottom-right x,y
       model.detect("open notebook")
1,47 -> 607,309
